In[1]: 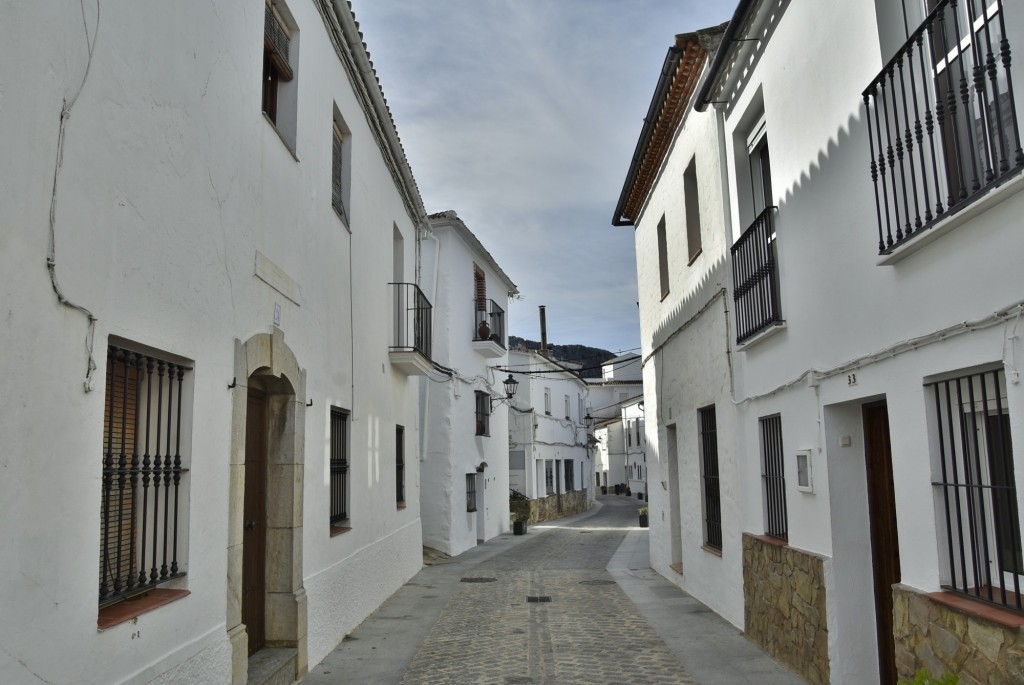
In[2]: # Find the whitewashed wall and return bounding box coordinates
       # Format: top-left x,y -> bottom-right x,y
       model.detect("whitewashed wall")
507,351 -> 590,500
707,0 -> 1024,678
0,0 -> 425,681
419,217 -> 515,555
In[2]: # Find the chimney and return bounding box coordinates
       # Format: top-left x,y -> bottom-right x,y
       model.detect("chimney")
539,306 -> 548,357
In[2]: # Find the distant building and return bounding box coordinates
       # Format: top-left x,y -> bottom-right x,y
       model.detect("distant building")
419,211 -> 518,556
507,350 -> 592,519
586,354 -> 643,489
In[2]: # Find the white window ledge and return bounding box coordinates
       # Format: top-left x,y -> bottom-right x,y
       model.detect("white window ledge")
878,171 -> 1024,265
737,321 -> 786,351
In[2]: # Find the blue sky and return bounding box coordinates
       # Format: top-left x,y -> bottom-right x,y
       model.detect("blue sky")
352,1 -> 730,355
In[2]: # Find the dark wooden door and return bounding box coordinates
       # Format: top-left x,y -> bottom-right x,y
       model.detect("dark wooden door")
863,401 -> 901,685
243,388 -> 268,655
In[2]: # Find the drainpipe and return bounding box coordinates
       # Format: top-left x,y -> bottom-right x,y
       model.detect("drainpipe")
419,229 -> 442,466
694,0 -> 757,112
539,306 -> 548,357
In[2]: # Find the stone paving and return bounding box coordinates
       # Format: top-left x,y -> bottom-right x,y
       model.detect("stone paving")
305,495 -> 803,685
399,497 -> 695,685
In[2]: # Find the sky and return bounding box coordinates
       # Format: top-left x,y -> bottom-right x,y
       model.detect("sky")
351,1 -> 731,355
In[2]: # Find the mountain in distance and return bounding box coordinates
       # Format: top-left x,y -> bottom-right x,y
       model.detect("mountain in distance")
507,336 -> 614,379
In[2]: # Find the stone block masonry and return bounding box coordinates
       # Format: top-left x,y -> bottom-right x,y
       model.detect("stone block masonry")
743,533 -> 830,685
893,585 -> 1024,683
512,490 -> 590,524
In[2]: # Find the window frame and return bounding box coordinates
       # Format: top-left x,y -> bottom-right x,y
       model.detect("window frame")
99,342 -> 192,608
698,405 -> 722,551
684,156 -> 703,264
657,215 -> 670,299
330,407 -> 350,532
929,367 -> 1022,611
475,391 -> 490,437
759,414 -> 788,541
396,425 -> 405,506
466,474 -> 478,513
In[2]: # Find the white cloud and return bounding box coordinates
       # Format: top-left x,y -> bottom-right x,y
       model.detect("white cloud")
353,0 -> 730,352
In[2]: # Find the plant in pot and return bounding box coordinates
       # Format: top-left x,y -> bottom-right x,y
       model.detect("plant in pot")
600,485 -> 607,495
638,507 -> 649,528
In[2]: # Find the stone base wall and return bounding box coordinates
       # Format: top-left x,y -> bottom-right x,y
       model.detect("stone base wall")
524,490 -> 589,523
742,533 -> 829,685
893,585 -> 1024,683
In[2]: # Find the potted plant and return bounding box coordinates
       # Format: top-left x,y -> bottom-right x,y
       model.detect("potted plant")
600,485 -> 607,495
638,507 -> 649,528
513,516 -> 528,535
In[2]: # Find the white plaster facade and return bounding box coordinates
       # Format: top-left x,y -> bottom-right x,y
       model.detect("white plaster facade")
419,211 -> 518,556
619,2 -> 1024,682
586,355 -> 643,490
0,1 -> 430,683
507,350 -> 592,504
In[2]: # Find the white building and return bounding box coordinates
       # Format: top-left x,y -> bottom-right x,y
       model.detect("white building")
419,211 -> 518,556
622,399 -> 648,498
507,350 -> 592,518
1,1 -> 433,683
617,2 -> 1024,683
587,354 -> 643,491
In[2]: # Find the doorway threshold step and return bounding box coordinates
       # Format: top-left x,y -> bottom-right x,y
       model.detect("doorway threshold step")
248,647 -> 297,685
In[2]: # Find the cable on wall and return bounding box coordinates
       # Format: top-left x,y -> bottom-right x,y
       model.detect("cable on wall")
48,0 -> 101,392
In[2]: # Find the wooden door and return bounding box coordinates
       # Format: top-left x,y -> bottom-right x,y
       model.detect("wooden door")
243,389 -> 268,655
863,401 -> 901,685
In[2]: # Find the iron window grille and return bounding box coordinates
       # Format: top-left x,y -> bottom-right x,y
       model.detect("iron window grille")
564,460 -> 575,492
760,414 -> 788,541
929,367 -> 1022,611
466,474 -> 477,513
863,0 -> 1023,254
262,3 -> 293,124
100,344 -> 191,607
545,460 -> 555,495
396,425 -> 405,504
475,391 -> 490,436
472,298 -> 506,347
699,405 -> 722,551
389,282 -> 432,361
330,408 -> 349,526
731,206 -> 782,344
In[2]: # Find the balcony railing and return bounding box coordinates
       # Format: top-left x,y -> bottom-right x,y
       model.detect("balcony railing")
731,206 -> 782,344
473,298 -> 506,348
863,0 -> 1023,254
390,282 -> 432,360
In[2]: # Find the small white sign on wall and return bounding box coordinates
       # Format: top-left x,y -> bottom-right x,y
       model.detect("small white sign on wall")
795,450 -> 813,493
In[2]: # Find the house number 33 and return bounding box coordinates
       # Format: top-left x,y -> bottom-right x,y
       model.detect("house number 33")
847,373 -> 858,386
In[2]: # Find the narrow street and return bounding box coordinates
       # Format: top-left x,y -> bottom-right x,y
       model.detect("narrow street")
304,496 -> 803,685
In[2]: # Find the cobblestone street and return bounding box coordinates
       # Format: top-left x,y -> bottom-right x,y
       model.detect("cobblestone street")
304,496 -> 802,685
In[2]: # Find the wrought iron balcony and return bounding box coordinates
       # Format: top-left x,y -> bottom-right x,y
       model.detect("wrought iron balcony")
389,282 -> 432,375
731,207 -> 783,345
863,0 -> 1023,255
472,298 -> 506,358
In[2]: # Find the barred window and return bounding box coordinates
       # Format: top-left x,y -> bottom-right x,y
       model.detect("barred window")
475,391 -> 490,436
466,474 -> 477,513
564,460 -> 575,492
930,367 -> 1022,610
396,425 -> 405,505
330,408 -> 349,530
545,460 -> 555,495
699,405 -> 722,551
100,344 -> 191,606
760,414 -> 788,541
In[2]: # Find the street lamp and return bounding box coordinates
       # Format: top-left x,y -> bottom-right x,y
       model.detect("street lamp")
491,374 -> 519,409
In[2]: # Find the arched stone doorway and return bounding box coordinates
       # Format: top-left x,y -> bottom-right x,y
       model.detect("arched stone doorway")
227,328 -> 307,684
